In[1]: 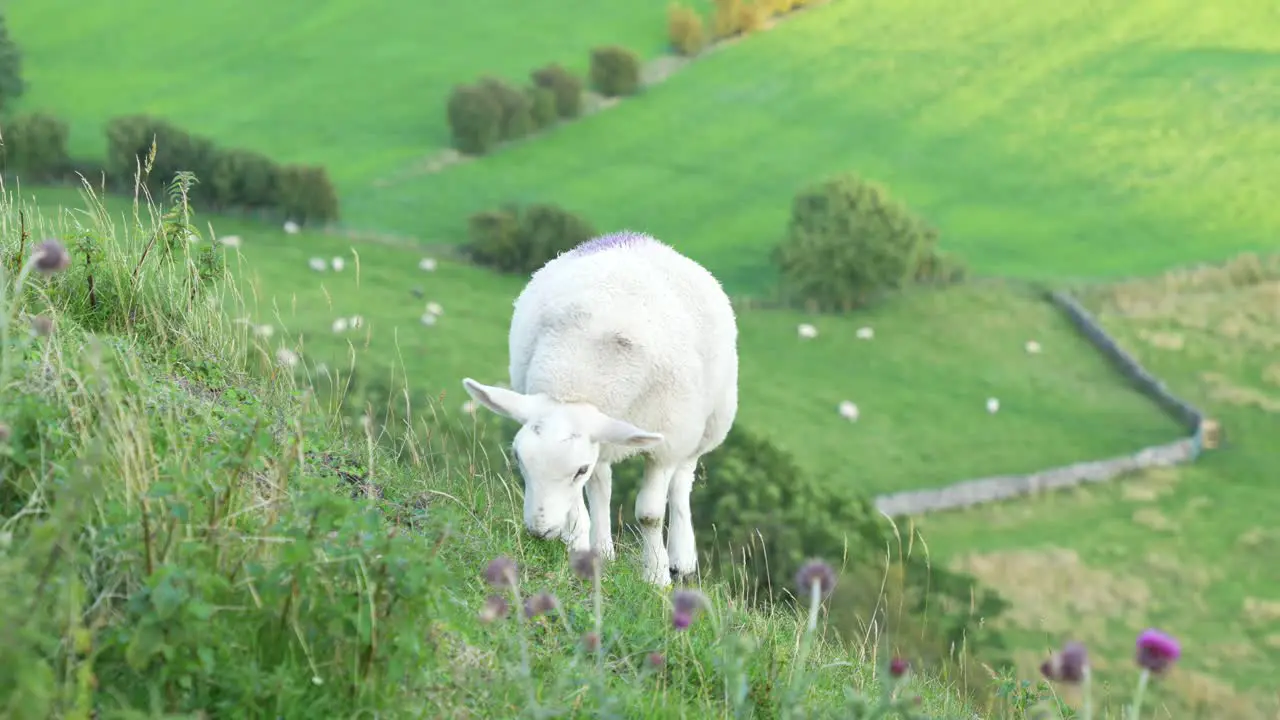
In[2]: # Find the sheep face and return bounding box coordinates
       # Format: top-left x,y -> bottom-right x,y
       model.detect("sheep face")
461,378 -> 664,544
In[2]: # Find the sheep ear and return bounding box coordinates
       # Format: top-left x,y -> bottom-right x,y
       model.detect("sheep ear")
591,414 -> 664,449
462,378 -> 538,424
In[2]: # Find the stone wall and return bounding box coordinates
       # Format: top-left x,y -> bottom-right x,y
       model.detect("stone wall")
872,291 -> 1209,517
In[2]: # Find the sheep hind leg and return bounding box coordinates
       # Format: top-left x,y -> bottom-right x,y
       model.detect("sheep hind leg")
665,458 -> 700,582
635,458 -> 675,587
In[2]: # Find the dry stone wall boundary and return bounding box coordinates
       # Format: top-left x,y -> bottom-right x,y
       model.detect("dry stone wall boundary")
873,290 -> 1210,517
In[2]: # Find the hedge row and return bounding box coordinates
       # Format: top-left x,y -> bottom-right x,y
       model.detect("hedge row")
0,112 -> 339,225
446,47 -> 641,156
669,0 -> 820,57
464,202 -> 596,275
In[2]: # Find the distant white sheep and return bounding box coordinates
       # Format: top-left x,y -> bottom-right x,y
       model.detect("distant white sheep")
1025,340 -> 1042,354
284,221 -> 300,235
219,234 -> 242,248
420,313 -> 437,326
332,318 -> 349,333
331,256 -> 345,272
309,257 -> 327,272
276,348 -> 299,368
462,231 -> 739,587
425,301 -> 443,316
987,397 -> 1000,414
797,323 -> 818,339
837,400 -> 859,421
349,315 -> 364,329
856,326 -> 874,340
419,257 -> 438,272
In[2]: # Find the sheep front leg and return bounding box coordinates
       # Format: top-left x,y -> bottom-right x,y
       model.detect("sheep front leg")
635,459 -> 675,587
562,492 -> 591,554
587,463 -> 615,561
666,458 -> 699,581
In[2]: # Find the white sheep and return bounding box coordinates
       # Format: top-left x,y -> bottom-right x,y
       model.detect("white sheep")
308,257 -> 327,272
797,323 -> 818,339
856,326 -> 874,340
219,234 -> 242,248
987,397 -> 1000,414
419,257 -> 437,272
425,301 -> 443,316
284,220 -> 300,235
838,400 -> 859,421
1025,340 -> 1042,354
331,256 -> 345,272
462,231 -> 739,587
332,317 -> 349,333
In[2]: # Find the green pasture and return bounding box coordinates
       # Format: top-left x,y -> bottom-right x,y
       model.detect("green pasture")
5,0 -> 672,189
915,258 -> 1280,717
23,184 -> 1181,498
341,0 -> 1280,293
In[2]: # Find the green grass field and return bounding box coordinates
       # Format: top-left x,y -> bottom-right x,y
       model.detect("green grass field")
333,0 -> 1280,293
6,0 -> 672,191
20,183 -> 1181,500
915,256 -> 1280,717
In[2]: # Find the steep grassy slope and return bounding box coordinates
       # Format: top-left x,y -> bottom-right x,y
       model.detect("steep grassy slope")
349,0 -> 1280,292
0,188 -> 983,718
915,255 -> 1280,718
6,0 -> 672,190
21,184 -> 1181,500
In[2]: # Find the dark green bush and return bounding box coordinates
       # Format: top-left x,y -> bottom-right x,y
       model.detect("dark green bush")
774,172 -> 945,311
464,203 -> 596,275
276,164 -> 340,225
209,148 -> 280,210
530,64 -> 584,119
446,83 -> 502,155
1,112 -> 70,181
527,86 -> 558,130
478,76 -> 535,142
0,13 -> 25,112
104,115 -> 220,203
589,46 -> 642,98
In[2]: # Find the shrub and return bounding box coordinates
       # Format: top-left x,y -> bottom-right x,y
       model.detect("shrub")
711,0 -> 742,38
0,13 -> 24,112
667,4 -> 707,56
527,86 -> 558,130
464,203 -> 596,275
774,172 -> 943,311
1,112 -> 70,181
589,46 -> 642,98
735,0 -> 770,34
531,64 -> 584,120
478,76 -> 535,142
446,83 -> 502,155
104,115 -> 219,200
209,148 -> 280,210
276,164 -> 340,225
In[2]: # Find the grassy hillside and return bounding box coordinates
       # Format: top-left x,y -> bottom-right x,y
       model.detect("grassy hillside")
916,255 -> 1280,718
345,0 -> 1280,292
6,0 -> 672,190
0,190 -> 987,718
21,184 -> 1183,499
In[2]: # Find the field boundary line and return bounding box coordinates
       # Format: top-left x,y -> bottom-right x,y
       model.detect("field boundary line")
873,289 -> 1213,517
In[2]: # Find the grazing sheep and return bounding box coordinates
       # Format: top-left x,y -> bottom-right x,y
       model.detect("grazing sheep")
838,400 -> 859,421
309,257 -> 327,272
856,326 -> 874,340
420,313 -> 437,326
419,257 -> 437,272
284,221 -> 300,235
332,318 -> 349,333
797,323 -> 818,339
462,230 -> 739,587
331,256 -> 345,272
349,315 -> 364,330
1025,340 -> 1042,354
219,234 -> 242,248
987,397 -> 1000,414
425,301 -> 443,316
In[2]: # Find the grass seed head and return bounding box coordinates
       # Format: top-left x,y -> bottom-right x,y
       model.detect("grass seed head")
484,556 -> 518,588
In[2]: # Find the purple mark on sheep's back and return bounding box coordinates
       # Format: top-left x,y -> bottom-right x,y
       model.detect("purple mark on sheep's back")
569,231 -> 654,256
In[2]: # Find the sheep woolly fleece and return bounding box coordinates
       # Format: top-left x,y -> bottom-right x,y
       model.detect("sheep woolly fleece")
463,231 -> 739,586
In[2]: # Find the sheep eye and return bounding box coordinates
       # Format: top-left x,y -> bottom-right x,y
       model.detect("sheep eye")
574,465 -> 590,479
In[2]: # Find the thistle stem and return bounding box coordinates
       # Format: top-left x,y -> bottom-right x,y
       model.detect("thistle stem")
1128,668 -> 1151,720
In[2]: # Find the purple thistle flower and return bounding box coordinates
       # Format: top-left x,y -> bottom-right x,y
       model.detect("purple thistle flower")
1041,641 -> 1089,684
33,239 -> 71,273
484,556 -> 518,588
478,594 -> 509,624
795,559 -> 837,599
523,590 -> 560,619
1135,629 -> 1180,673
570,548 -> 600,582
647,652 -> 665,669
889,657 -> 910,679
583,632 -> 600,653
671,589 -> 708,631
